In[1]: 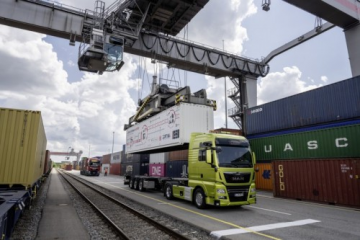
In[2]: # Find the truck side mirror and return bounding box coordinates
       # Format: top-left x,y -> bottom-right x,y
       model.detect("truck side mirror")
252,152 -> 256,165
206,149 -> 212,164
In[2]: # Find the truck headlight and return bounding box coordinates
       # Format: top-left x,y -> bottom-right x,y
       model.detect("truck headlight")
217,189 -> 226,194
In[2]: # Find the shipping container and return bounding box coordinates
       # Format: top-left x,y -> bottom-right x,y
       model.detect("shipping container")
254,163 -> 273,191
210,128 -> 242,135
110,163 -> 121,175
102,154 -> 111,164
102,164 -> 110,174
166,160 -> 188,178
0,108 -> 47,188
150,153 -> 169,164
43,150 -> 51,175
122,153 -> 149,164
149,163 -> 166,177
126,103 -> 214,154
65,165 -> 72,171
169,150 -> 188,161
249,121 -> 360,161
123,162 -> 149,177
246,75 -> 360,135
273,159 -> 360,208
111,151 -> 121,164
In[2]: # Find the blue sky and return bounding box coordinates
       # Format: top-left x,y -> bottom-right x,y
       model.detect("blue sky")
0,0 -> 353,162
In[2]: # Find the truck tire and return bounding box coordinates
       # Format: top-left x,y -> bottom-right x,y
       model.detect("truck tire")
164,183 -> 174,200
134,179 -> 139,190
139,179 -> 145,192
130,179 -> 135,189
194,188 -> 207,209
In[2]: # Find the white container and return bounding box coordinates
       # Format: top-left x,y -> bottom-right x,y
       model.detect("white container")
126,103 -> 214,154
102,164 -> 110,173
149,152 -> 169,164
111,151 -> 121,164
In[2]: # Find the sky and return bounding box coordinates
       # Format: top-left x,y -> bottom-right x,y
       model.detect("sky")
0,0 -> 352,162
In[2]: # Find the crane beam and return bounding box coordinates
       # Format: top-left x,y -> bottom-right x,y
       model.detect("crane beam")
0,0 -> 269,78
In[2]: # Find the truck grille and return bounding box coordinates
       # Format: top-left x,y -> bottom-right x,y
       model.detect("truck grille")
226,186 -> 249,202
224,172 -> 251,183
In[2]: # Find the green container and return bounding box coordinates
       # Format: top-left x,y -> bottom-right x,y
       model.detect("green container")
249,124 -> 360,161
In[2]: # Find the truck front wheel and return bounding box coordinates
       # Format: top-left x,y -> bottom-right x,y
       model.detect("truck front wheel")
164,184 -> 174,200
194,188 -> 207,209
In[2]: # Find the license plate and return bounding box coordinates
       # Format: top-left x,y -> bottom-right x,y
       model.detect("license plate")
234,193 -> 244,197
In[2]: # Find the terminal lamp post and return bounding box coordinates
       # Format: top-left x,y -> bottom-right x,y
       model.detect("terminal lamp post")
262,0 -> 271,11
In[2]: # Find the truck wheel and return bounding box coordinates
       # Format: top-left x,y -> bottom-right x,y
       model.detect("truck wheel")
164,183 -> 174,200
139,180 -> 145,192
134,179 -> 139,190
194,188 -> 207,209
130,179 -> 135,189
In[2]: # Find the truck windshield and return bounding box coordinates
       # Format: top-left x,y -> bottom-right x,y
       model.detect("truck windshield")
215,138 -> 252,168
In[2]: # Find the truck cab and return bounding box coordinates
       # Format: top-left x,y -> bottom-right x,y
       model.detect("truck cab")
167,132 -> 256,208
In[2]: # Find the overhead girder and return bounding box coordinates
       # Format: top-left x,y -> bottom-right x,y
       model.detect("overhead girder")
0,0 -> 269,79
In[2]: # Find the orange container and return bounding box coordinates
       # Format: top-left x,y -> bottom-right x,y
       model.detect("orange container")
255,163 -> 273,191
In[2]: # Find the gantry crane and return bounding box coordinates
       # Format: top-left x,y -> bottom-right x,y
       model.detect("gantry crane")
1,0 -> 358,133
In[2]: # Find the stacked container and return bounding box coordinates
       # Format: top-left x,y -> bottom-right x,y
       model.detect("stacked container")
121,153 -> 149,177
149,153 -> 168,177
247,76 -> 360,208
166,150 -> 189,178
102,154 -> 111,174
110,151 -> 121,175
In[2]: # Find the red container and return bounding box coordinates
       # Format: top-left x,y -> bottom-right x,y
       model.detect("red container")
149,163 -> 166,177
65,165 -> 73,171
102,154 -> 111,164
273,159 -> 360,208
169,150 -> 188,161
110,163 -> 121,175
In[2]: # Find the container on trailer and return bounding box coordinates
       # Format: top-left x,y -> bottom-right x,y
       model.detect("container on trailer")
273,159 -> 360,208
43,150 -> 51,175
249,121 -> 360,161
149,163 -> 166,177
125,103 -> 214,154
124,162 -> 149,177
246,76 -> 360,135
0,108 -> 47,188
111,151 -> 121,164
110,163 -> 121,175
169,150 -> 188,161
149,153 -> 169,164
166,160 -> 188,178
122,153 -> 149,164
102,154 -> 111,164
254,163 -> 273,191
65,165 -> 72,171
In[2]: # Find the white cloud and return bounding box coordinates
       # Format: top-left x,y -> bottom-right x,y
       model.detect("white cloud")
257,66 -> 323,105
0,26 -> 138,160
321,76 -> 328,83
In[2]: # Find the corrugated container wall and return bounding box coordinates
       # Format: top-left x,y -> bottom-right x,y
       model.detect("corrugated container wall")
124,162 -> 149,177
166,160 -> 188,178
246,76 -> 360,135
110,163 -> 121,175
149,152 -> 169,164
169,150 -> 188,161
0,108 -> 47,188
122,153 -> 149,164
111,151 -> 121,164
149,163 -> 166,177
254,163 -> 273,191
249,121 -> 360,161
273,159 -> 360,208
102,154 -> 111,164
43,150 -> 51,175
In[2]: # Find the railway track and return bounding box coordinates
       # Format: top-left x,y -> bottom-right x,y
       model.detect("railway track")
58,170 -> 197,240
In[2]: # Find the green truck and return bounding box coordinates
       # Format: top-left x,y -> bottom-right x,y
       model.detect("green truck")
126,132 -> 257,208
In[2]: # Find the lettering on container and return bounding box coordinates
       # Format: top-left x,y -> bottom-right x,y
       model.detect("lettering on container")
341,164 -> 350,173
278,165 -> 285,191
263,137 -> 348,153
249,108 -> 263,114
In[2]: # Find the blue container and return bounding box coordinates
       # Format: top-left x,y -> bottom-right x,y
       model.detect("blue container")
122,153 -> 149,164
166,160 -> 188,178
246,76 -> 360,135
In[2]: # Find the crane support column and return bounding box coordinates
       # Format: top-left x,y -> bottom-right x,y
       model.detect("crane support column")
345,23 -> 360,77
